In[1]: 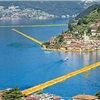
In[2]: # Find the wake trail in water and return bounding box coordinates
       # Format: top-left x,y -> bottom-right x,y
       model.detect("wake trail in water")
4,59 -> 65,87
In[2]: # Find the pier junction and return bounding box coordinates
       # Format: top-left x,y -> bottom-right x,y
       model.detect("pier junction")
12,29 -> 100,95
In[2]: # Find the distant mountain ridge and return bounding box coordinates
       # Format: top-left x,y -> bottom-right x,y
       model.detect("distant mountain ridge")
0,1 -> 100,20
75,3 -> 100,20
0,1 -> 87,17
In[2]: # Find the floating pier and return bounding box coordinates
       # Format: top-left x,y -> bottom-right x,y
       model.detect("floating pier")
12,29 -> 46,48
0,24 -> 67,28
22,62 -> 100,95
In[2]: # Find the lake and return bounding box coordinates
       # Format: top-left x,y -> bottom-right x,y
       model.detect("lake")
0,18 -> 100,99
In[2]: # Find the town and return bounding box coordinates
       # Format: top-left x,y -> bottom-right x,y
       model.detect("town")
44,30 -> 100,51
0,5 -> 56,20
43,6 -> 100,52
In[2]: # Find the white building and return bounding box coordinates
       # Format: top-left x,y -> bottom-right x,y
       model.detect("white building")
91,29 -> 97,36
84,33 -> 89,42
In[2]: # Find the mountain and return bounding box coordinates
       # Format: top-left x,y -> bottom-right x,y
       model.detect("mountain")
0,5 -> 55,20
75,3 -> 100,20
0,1 -> 88,17
0,1 -> 100,20
68,4 -> 100,35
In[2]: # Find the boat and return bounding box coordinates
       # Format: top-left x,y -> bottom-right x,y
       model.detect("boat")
63,57 -> 69,61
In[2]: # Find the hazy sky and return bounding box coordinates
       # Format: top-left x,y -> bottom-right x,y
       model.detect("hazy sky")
0,0 -> 91,1
0,0 -> 99,1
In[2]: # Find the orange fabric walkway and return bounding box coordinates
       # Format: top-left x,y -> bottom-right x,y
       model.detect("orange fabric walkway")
22,62 -> 100,95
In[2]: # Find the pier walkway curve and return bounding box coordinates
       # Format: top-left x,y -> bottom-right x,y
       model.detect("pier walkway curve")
22,62 -> 100,95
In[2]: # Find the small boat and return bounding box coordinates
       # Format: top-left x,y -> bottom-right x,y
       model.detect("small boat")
63,57 -> 69,61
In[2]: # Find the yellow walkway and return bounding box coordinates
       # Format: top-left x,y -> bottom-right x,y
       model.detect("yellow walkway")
22,62 -> 100,95
0,24 -> 67,28
12,29 -> 46,48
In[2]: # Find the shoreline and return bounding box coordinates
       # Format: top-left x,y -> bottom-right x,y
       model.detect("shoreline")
43,48 -> 100,52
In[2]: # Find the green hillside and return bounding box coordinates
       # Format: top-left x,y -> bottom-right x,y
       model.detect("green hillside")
75,4 -> 100,20
68,4 -> 100,36
43,5 -> 100,50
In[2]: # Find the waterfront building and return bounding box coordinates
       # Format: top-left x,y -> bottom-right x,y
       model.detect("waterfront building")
73,94 -> 98,100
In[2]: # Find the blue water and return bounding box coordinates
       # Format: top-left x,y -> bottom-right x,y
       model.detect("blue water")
0,18 -> 100,99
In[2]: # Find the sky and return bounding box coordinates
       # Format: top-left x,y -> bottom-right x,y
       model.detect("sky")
0,0 -> 100,1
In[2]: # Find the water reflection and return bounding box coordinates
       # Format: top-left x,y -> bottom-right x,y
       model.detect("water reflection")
82,52 -> 100,66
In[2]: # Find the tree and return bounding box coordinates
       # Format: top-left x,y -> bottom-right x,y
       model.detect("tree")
68,23 -> 73,31
36,90 -> 43,95
97,26 -> 100,32
97,35 -> 100,39
97,7 -> 100,13
2,87 -> 25,100
56,35 -> 64,43
87,27 -> 92,35
62,30 -> 64,34
95,92 -> 100,99
43,41 -> 50,48
82,18 -> 89,24
77,19 -> 83,25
